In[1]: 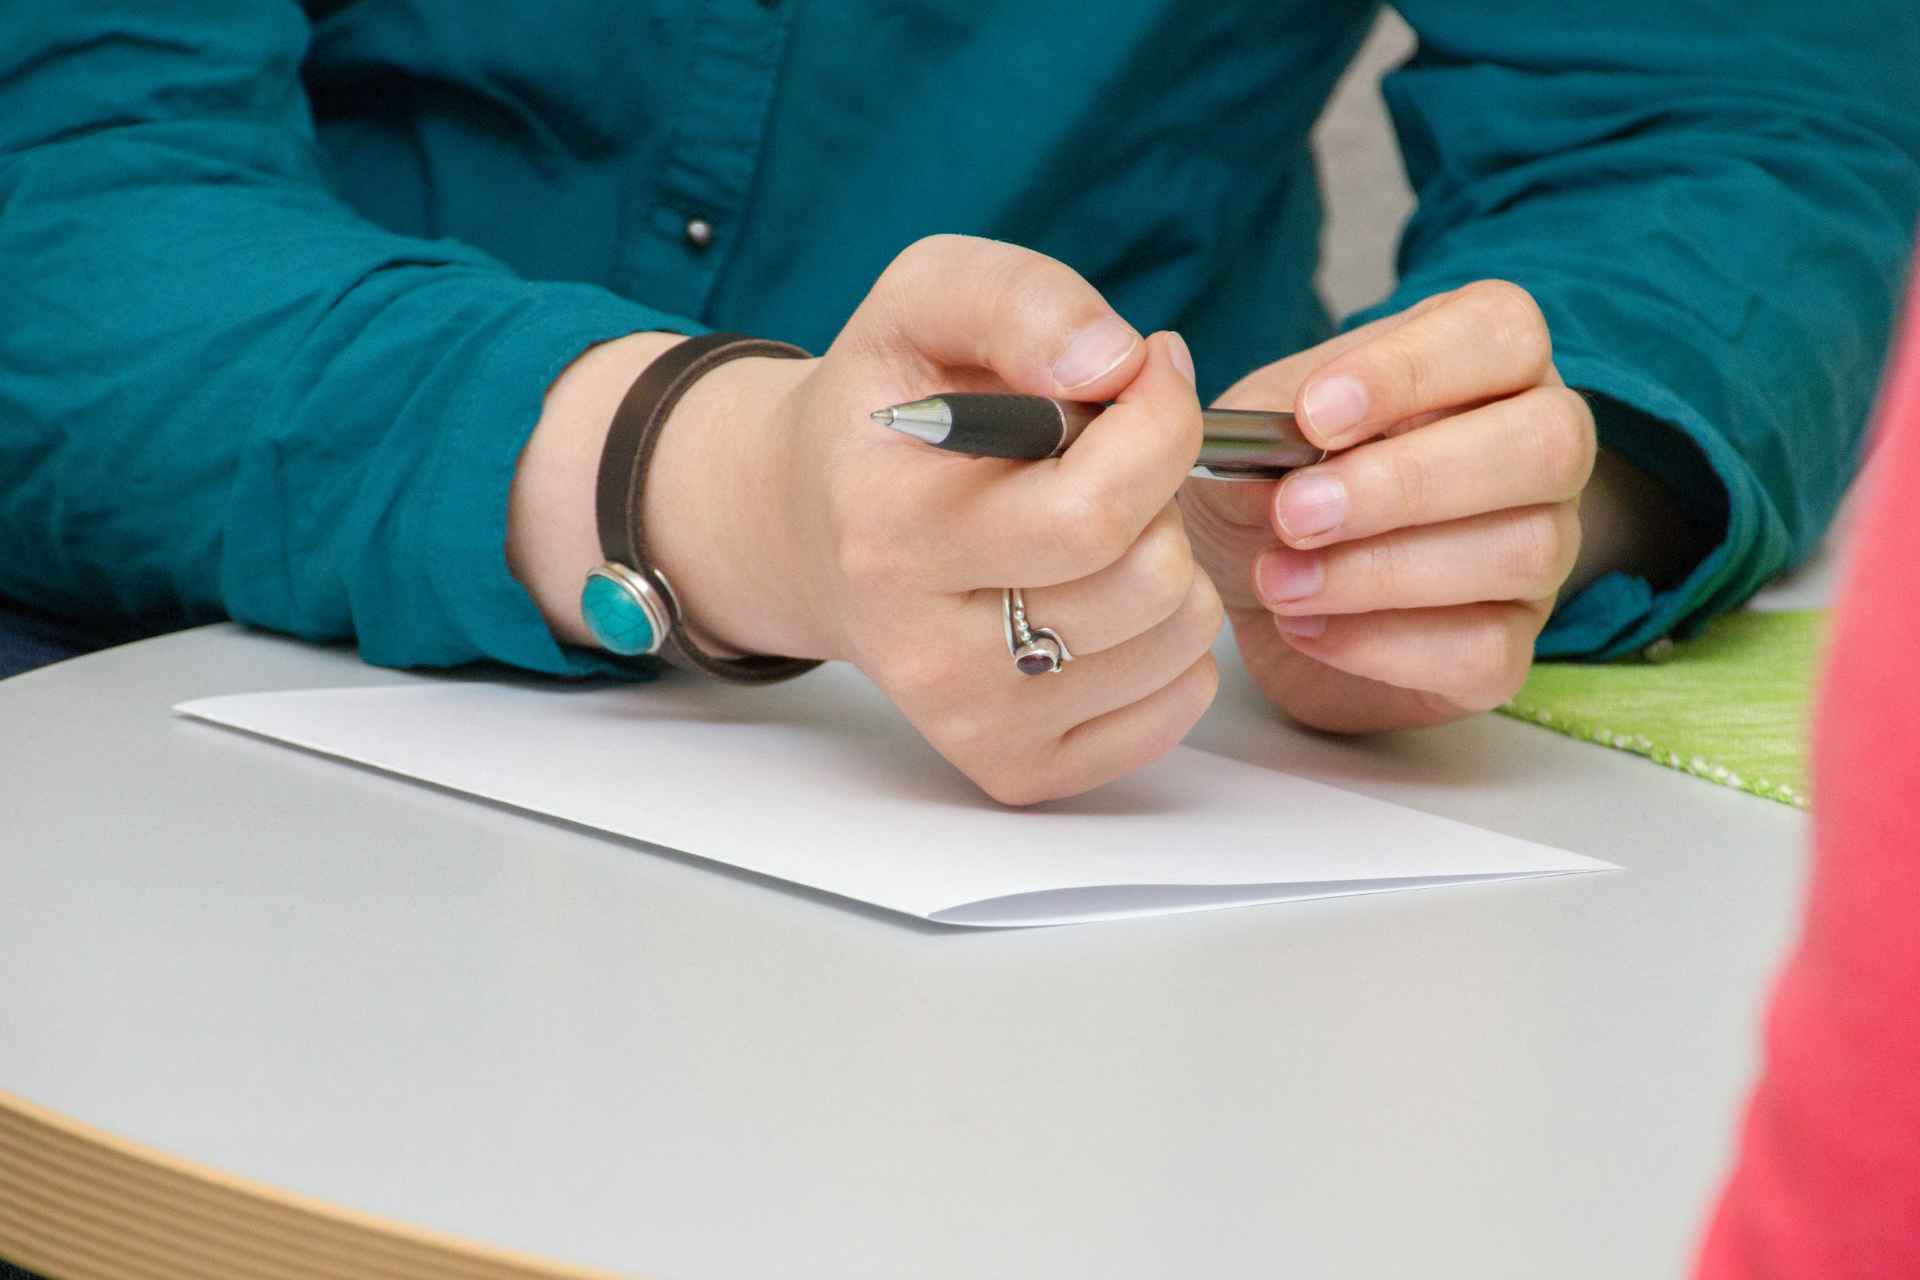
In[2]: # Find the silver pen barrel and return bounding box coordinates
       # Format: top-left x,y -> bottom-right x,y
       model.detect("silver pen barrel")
1194,408 -> 1324,474
1053,403 -> 1323,478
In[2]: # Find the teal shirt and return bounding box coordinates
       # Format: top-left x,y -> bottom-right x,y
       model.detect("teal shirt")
2,4 -> 1916,673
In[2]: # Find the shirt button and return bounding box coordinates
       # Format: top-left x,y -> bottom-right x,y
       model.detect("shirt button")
683,217 -> 714,250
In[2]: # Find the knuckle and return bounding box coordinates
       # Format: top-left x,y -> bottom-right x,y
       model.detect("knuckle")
900,232 -> 965,267
1452,615 -> 1525,709
1150,656 -> 1220,755
877,239 -> 928,291
982,751 -> 1086,807
1376,334 -> 1434,410
1192,651 -> 1223,708
1521,388 -> 1596,497
980,245 -> 1084,349
1005,249 -> 1072,312
1372,443 -> 1434,526
945,708 -> 1006,758
1126,519 -> 1197,618
1555,390 -> 1600,491
1462,277 -> 1533,314
1051,478 -> 1136,572
1359,537 -> 1408,601
1466,279 -> 1552,373
1183,572 -> 1227,647
882,234 -> 980,299
983,251 -> 1034,337
1551,501 -> 1584,581
1502,509 -> 1566,594
873,643 -> 951,706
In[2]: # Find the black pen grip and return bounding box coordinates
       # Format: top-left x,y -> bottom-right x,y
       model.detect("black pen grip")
932,394 -> 1068,460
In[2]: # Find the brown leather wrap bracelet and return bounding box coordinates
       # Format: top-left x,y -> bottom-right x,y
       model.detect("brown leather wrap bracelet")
590,331 -> 821,684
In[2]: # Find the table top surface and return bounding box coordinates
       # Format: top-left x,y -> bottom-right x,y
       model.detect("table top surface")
0,595 -> 1822,1277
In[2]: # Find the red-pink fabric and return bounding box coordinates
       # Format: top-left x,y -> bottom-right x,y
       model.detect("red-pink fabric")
1694,269 -> 1920,1277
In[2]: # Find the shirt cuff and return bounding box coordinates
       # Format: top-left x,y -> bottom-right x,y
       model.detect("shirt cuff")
424,282 -> 708,678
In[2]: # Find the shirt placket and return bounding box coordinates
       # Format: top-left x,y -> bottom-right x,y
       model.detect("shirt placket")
639,0 -> 794,322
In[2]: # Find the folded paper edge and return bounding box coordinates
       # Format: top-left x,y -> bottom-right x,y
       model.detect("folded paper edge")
930,867 -> 1618,928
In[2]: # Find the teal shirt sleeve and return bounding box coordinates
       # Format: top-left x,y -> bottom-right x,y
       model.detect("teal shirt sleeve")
0,6 -> 701,675
1354,3 -> 1920,659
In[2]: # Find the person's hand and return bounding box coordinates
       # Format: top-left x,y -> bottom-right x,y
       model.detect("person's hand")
515,236 -> 1223,804
769,239 -> 1224,802
694,237 -> 1225,802
1178,281 -> 1596,732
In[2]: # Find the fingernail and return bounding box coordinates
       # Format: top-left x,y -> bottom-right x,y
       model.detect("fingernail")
1301,373 -> 1367,440
1273,472 -> 1348,540
1254,547 -> 1323,605
1052,315 -> 1141,391
1166,331 -> 1196,387
1274,614 -> 1327,638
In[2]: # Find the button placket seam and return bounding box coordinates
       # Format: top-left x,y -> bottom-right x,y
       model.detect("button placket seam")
652,0 -> 797,318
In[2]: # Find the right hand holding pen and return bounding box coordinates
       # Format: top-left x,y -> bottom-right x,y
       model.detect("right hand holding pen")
678,236 -> 1223,804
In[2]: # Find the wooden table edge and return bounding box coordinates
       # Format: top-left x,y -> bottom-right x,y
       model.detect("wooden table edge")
0,1088 -> 629,1280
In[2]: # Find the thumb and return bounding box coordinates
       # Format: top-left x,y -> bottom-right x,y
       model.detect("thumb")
854,234 -> 1145,401
944,330 -> 1206,589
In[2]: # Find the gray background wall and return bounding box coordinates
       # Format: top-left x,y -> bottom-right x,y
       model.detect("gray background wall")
1311,10 -> 1416,320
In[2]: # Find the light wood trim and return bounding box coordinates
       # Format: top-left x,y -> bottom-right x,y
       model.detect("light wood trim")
0,1089 -> 627,1280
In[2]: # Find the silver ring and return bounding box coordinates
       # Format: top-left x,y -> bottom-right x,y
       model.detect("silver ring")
1002,587 -> 1074,676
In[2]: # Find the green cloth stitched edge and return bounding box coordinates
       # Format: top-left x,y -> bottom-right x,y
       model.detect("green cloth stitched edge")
1498,609 -> 1825,809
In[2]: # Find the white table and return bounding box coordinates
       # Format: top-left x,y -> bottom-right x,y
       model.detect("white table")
0,609 -> 1817,1278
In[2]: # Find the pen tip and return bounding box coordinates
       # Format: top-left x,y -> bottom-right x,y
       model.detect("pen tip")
869,408 -> 895,426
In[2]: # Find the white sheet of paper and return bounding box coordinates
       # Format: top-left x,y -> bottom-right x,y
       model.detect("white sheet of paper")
175,665 -> 1614,928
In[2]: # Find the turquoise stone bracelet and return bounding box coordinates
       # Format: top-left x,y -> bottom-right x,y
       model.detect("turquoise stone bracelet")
580,562 -> 674,658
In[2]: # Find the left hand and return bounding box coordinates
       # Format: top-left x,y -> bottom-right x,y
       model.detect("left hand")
1179,280 -> 1596,732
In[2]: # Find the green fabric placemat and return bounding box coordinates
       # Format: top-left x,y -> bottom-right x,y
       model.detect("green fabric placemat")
1499,610 -> 1825,809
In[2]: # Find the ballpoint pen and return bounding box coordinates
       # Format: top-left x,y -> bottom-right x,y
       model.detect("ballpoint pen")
868,393 -> 1323,479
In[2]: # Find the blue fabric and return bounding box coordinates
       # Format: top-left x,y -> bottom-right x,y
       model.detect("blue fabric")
1,3 -> 1916,674
0,601 -> 104,679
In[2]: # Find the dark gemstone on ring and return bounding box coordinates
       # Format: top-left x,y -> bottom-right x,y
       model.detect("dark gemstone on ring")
1016,650 -> 1056,675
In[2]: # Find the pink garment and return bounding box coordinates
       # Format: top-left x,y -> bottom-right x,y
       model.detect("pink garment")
1694,268 -> 1920,1276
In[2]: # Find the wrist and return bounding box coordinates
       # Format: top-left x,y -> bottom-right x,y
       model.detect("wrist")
509,332 -> 823,662
1568,447 -> 1716,601
641,352 -> 823,659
